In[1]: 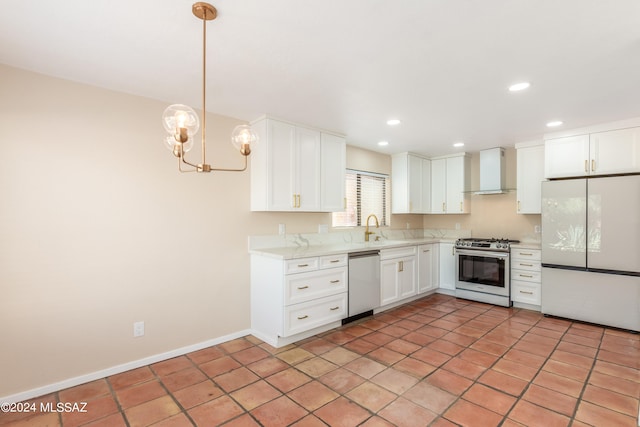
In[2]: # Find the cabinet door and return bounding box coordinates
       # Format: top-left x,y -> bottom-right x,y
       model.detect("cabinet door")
516,145 -> 545,214
438,243 -> 455,290
590,127 -> 640,175
446,156 -> 468,213
320,133 -> 346,212
267,120 -> 297,211
295,127 -> 321,211
380,259 -> 400,306
431,159 -> 447,213
408,155 -> 423,212
398,256 -> 416,299
417,244 -> 435,293
544,135 -> 590,179
420,159 -> 431,213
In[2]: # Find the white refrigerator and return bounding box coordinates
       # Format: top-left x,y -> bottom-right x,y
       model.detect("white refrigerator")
541,175 -> 640,331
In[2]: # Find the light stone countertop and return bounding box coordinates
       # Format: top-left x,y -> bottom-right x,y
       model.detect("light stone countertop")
249,237 -> 454,260
248,229 -> 468,260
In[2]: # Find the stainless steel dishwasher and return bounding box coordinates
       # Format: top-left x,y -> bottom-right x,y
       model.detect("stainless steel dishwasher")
344,250 -> 380,324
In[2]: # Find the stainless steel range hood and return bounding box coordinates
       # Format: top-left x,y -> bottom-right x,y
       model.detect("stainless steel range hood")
476,147 -> 506,194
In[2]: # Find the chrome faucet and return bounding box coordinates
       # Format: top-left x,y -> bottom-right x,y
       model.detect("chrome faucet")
364,214 -> 380,242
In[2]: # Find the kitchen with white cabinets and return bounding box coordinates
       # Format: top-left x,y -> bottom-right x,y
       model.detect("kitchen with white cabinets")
249,115 -> 640,347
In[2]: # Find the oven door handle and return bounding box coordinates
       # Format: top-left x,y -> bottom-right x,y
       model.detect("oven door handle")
455,249 -> 509,259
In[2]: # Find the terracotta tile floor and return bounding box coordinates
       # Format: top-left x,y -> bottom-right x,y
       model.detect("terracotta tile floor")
2,294 -> 639,427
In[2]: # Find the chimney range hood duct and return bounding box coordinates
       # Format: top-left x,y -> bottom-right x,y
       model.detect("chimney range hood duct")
476,147 -> 506,194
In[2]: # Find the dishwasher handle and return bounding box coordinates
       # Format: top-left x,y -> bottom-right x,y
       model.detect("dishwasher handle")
348,250 -> 380,259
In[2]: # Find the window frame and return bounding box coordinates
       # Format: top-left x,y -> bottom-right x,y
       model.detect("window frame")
332,168 -> 390,228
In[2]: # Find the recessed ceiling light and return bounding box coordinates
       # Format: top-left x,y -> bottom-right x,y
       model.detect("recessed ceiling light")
453,142 -> 465,148
378,141 -> 389,146
509,82 -> 530,92
546,121 -> 563,127
386,119 -> 401,126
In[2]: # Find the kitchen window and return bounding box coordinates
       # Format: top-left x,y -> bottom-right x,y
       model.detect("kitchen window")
332,169 -> 389,227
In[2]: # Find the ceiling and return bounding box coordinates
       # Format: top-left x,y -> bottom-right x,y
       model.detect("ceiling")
2,0 -> 640,157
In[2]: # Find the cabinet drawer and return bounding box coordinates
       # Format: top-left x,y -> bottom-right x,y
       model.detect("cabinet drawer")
511,269 -> 541,283
511,260 -> 541,272
283,293 -> 347,337
319,253 -> 348,269
511,281 -> 541,305
285,267 -> 347,305
380,245 -> 416,260
512,249 -> 541,261
285,257 -> 318,274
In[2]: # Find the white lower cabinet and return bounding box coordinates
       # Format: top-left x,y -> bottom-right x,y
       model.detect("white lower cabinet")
438,242 -> 456,291
380,246 -> 417,306
251,253 -> 348,346
510,248 -> 541,307
418,244 -> 438,293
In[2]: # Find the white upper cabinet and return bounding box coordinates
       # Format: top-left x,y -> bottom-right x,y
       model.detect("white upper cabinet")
545,126 -> 640,178
590,127 -> 640,175
391,153 -> 431,213
544,134 -> 590,179
320,133 -> 346,212
516,143 -> 545,214
251,117 -> 346,212
431,154 -> 470,214
295,126 -> 322,210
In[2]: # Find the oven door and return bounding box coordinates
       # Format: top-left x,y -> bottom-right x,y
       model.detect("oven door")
455,249 -> 510,297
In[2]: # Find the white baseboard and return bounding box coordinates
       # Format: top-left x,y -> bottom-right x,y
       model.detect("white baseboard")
1,329 -> 252,403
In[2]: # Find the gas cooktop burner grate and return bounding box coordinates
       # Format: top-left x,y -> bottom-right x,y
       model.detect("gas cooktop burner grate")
455,237 -> 520,251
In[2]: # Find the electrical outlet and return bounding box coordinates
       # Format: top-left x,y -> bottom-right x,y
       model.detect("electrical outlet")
133,321 -> 145,337
455,223 -> 461,230
534,225 -> 541,234
406,223 -> 410,229
278,224 -> 285,235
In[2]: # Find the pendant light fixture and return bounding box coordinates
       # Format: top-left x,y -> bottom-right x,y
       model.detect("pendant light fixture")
161,2 -> 258,173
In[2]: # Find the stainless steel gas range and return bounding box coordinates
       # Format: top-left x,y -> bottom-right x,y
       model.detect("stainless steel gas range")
454,238 -> 519,307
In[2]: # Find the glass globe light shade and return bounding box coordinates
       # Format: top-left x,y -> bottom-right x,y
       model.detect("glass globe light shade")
231,124 -> 258,156
162,104 -> 200,146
